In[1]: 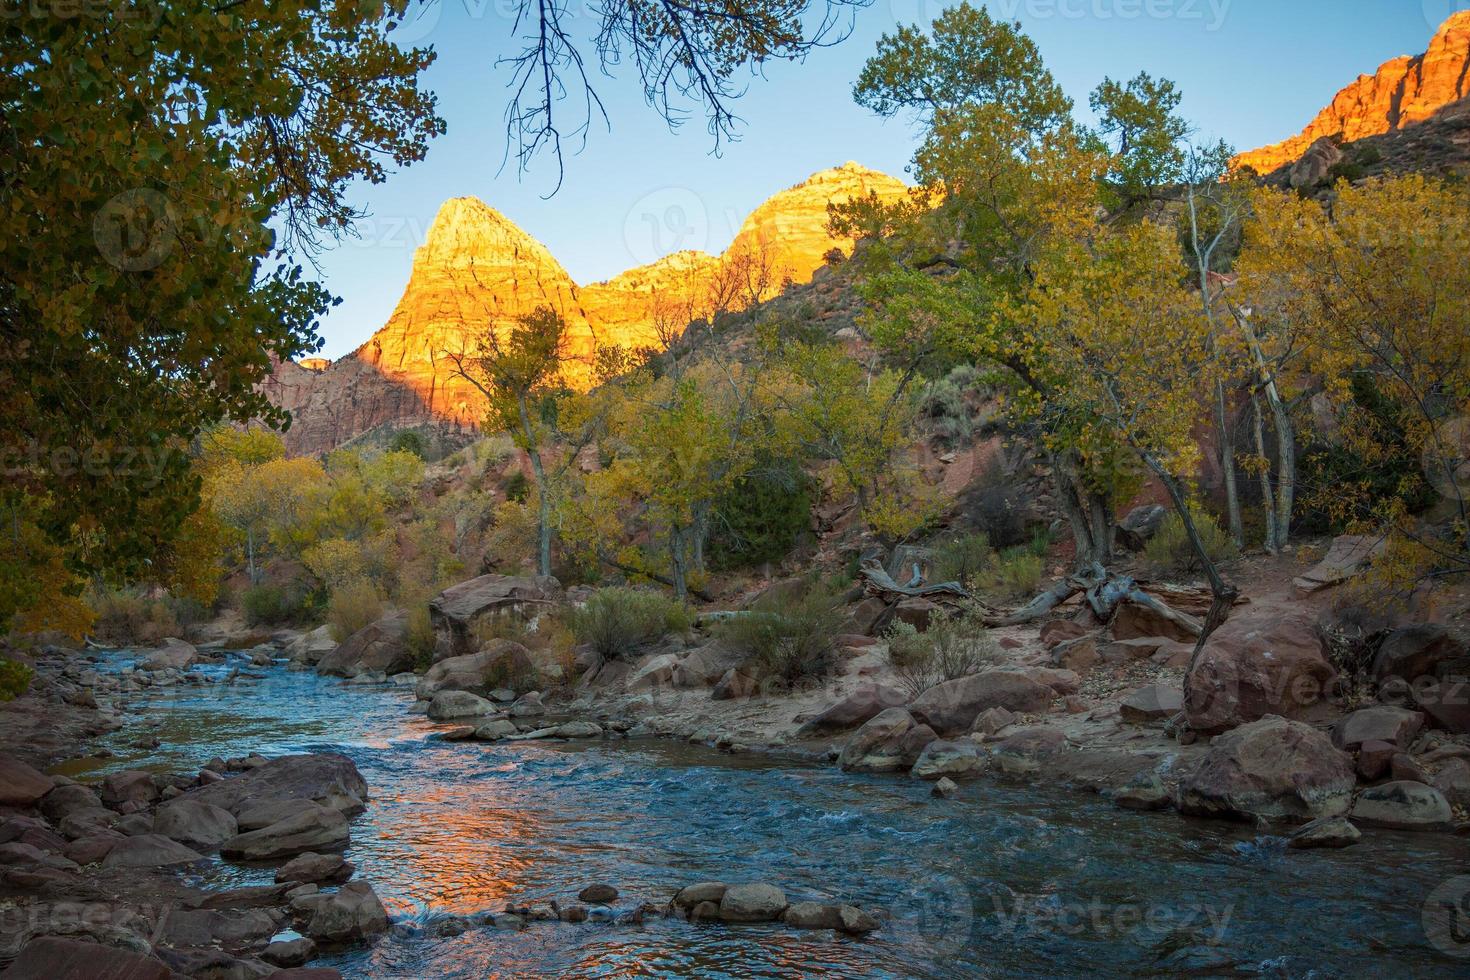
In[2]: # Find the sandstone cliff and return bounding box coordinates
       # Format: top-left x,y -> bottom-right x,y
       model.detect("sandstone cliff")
1233,11 -> 1470,175
266,163 -> 908,455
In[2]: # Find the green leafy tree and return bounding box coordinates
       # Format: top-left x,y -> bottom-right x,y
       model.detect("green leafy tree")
1089,72 -> 1190,205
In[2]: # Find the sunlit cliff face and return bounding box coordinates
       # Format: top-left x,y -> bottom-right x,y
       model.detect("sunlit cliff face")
1232,10 -> 1470,175
261,163 -> 909,455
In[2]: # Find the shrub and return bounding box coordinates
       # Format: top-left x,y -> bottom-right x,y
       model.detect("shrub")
501,469 -> 531,503
976,551 -> 1045,600
568,587 -> 691,659
389,429 -> 426,459
0,659 -> 34,702
472,609 -> 532,647
90,590 -> 180,645
930,532 -> 992,586
1143,503 -> 1238,578
327,579 -> 386,641
708,457 -> 813,571
885,604 -> 999,698
241,584 -> 310,627
405,604 -> 436,672
714,587 -> 845,687
966,463 -> 1029,549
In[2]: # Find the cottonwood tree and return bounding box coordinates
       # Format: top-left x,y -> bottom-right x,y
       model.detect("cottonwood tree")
1241,176 -> 1470,592
2,2 -> 441,629
449,307 -> 598,576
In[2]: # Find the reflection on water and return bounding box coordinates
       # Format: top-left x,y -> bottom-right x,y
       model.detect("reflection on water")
81,652 -> 1466,979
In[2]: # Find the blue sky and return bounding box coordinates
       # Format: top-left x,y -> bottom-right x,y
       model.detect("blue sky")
309,0 -> 1461,358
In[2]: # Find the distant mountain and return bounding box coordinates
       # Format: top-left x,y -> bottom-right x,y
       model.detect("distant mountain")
1233,11 -> 1470,176
263,162 -> 908,455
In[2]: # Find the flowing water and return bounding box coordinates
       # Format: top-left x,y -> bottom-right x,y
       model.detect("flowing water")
74,651 -> 1469,979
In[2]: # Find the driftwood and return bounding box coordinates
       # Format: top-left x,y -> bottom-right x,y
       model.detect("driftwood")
859,560 -> 972,603
988,563 -> 1211,637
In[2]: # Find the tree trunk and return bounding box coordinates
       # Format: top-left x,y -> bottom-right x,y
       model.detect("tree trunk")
1050,450 -> 1106,570
246,529 -> 258,585
1214,380 -> 1244,549
517,395 -> 553,578
1250,394 -> 1279,554
669,525 -> 689,602
1086,490 -> 1114,565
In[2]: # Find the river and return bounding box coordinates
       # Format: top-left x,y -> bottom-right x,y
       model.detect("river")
70,650 -> 1469,978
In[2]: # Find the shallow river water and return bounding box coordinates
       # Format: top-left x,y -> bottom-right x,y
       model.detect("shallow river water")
76,651 -> 1470,979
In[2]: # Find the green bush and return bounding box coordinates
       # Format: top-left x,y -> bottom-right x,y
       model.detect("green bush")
405,604 -> 436,672
1143,503 -> 1238,577
886,604 -> 999,698
389,429 -> 426,459
326,579 -> 386,641
0,659 -> 34,702
241,584 -> 310,627
501,469 -> 531,503
708,457 -> 813,571
714,587 -> 845,686
930,532 -> 992,586
91,589 -> 180,644
976,551 -> 1045,600
569,587 -> 691,659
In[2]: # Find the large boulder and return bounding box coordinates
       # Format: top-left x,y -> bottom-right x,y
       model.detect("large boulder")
429,574 -> 561,661
304,880 -> 389,943
139,637 -> 199,671
1293,534 -> 1385,596
1349,780 -> 1454,832
102,833 -> 203,868
174,754 -> 368,819
1371,624 -> 1470,734
838,708 -> 936,774
797,683 -> 907,736
39,783 -> 101,822
284,625 -> 338,666
152,799 -> 238,850
426,690 -> 498,721
1287,136 -> 1345,190
1331,706 -> 1425,752
909,739 -> 983,780
627,653 -> 680,692
220,802 -> 349,861
718,882 -> 788,923
414,641 -> 534,700
0,754 -> 54,807
908,671 -> 1055,736
1116,504 -> 1167,551
3,937 -> 171,980
1184,604 -> 1336,734
316,614 -> 411,678
1178,716 -> 1355,823
672,643 -> 748,688
1111,602 -> 1198,643
276,851 -> 354,886
100,771 -> 159,808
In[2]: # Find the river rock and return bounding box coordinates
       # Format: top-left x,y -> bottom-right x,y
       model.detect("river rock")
262,937 -> 316,968
556,721 -> 603,739
427,689 -> 497,721
1371,624 -> 1470,734
39,782 -> 101,822
152,799 -> 238,850
102,833 -> 203,868
176,753 -> 368,819
838,708 -> 937,774
3,936 -> 171,980
578,883 -> 618,904
1293,534 -> 1385,595
719,882 -> 788,922
1120,684 -> 1183,724
838,905 -> 881,934
627,653 -> 680,692
909,739 -> 983,780
1288,816 -> 1361,849
1178,716 -> 1355,822
932,777 -> 959,799
1111,773 -> 1171,811
782,901 -> 842,929
430,574 -> 562,661
1112,601 -> 1197,643
220,802 -> 349,860
157,906 -> 282,948
1184,604 -> 1336,734
711,669 -> 757,701
1349,780 -> 1454,831
317,614 -> 411,678
0,754 -> 54,807
276,850 -> 355,885
672,642 -> 748,688
100,770 -> 159,809
798,683 -> 908,735
285,625 -> 337,666
414,641 -> 535,700
1050,635 -> 1099,673
473,719 -> 518,740
992,726 -> 1066,775
1431,758 -> 1470,809
140,637 -> 199,671
509,692 -> 545,717
305,880 -> 390,943
1332,705 -> 1425,752
971,706 -> 1016,737
908,670 -> 1055,736
64,833 -> 121,865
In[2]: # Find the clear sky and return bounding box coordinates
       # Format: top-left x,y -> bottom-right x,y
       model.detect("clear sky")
308,0 -> 1461,359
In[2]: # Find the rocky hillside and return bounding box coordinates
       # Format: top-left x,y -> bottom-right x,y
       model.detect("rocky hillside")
1233,10 -> 1470,175
264,163 -> 908,456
